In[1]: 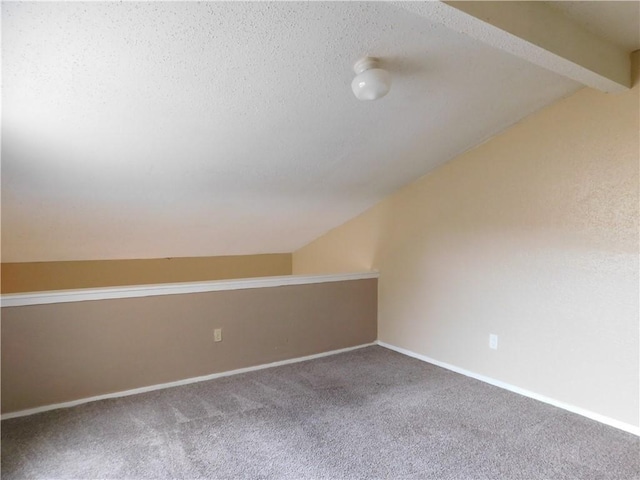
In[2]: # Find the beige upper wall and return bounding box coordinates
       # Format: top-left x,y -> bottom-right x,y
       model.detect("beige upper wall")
294,52 -> 640,428
1,254 -> 292,293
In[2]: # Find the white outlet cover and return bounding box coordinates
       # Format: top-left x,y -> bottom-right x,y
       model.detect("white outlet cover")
489,334 -> 498,350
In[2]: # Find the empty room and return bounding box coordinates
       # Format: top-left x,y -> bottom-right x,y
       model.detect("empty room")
1,1 -> 639,479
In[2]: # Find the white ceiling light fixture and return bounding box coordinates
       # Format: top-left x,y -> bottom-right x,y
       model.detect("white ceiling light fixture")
351,57 -> 391,101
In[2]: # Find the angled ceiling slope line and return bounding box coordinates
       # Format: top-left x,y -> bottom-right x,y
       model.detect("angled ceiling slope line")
398,1 -> 632,92
0,2 -> 604,262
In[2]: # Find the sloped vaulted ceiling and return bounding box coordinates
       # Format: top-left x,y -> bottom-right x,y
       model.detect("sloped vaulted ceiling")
1,1 -> 633,262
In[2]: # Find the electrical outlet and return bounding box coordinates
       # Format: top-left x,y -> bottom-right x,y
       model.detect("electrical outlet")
489,334 -> 498,350
214,328 -> 222,342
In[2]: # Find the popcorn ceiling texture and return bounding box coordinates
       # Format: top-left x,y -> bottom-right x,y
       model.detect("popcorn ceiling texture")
293,58 -> 640,428
1,2 -> 579,261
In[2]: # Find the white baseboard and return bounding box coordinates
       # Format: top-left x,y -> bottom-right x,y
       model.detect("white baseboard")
377,341 -> 640,437
6,340 -> 638,437
1,342 -> 376,421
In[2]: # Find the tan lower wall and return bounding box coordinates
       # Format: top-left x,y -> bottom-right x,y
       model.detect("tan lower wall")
0,254 -> 292,293
294,54 -> 640,428
1,278 -> 377,414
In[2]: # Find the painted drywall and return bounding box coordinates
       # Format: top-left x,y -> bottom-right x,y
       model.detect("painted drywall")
2,1 -> 582,263
0,254 -> 291,293
294,52 -> 640,428
1,278 -> 377,413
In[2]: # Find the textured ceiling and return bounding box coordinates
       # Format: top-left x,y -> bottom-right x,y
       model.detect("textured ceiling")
2,1 -> 583,262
